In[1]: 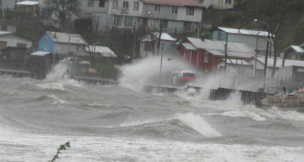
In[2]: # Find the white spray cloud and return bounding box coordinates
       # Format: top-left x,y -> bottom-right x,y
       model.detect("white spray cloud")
119,56 -> 193,92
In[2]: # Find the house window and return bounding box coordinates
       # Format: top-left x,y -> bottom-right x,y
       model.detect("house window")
221,32 -> 226,41
226,0 -> 232,4
0,25 -> 7,31
204,52 -> 209,63
123,1 -> 129,9
44,36 -> 48,45
17,43 -> 27,48
133,2 -> 139,11
88,0 -> 94,7
124,17 -> 134,27
0,41 -> 7,49
186,7 -> 194,15
172,6 -> 178,14
114,16 -> 123,26
99,0 -> 105,7
155,5 -> 160,12
184,22 -> 191,31
160,20 -> 168,28
112,0 -> 118,9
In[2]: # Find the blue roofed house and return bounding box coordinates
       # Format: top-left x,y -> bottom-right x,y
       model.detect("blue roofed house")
37,31 -> 87,59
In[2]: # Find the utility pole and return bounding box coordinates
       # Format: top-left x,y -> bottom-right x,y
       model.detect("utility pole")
14,0 -> 17,19
264,32 -> 270,78
156,22 -> 163,56
158,43 -> 164,90
224,33 -> 228,74
255,35 -> 259,75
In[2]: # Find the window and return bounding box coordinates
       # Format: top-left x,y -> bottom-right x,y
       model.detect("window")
0,41 -> 7,49
88,0 -> 94,7
123,1 -> 129,9
17,43 -> 27,48
133,2 -> 139,11
124,17 -> 134,27
204,52 -> 209,63
220,32 -> 226,41
172,6 -> 178,14
186,7 -> 194,15
99,0 -> 105,7
112,0 -> 118,9
184,22 -> 191,31
155,5 -> 160,12
0,25 -> 7,31
114,16 -> 123,26
226,0 -> 232,4
44,36 -> 48,45
160,20 -> 168,28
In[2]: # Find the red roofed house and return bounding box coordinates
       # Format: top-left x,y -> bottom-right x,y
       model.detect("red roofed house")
178,36 -> 255,73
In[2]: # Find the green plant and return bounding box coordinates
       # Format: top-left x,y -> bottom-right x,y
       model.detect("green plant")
49,142 -> 71,162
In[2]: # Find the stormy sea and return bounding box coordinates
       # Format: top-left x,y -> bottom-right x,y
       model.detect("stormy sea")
1,57 -> 304,162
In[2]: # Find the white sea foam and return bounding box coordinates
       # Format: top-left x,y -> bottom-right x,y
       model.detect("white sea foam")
176,113 -> 222,137
1,133 -> 303,162
37,82 -> 65,90
49,94 -> 67,105
221,111 -> 266,121
119,118 -> 164,127
87,103 -> 112,108
266,107 -> 304,122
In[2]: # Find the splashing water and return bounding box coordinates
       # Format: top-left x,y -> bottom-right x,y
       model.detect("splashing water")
176,113 -> 222,138
119,56 -> 193,92
46,63 -> 68,81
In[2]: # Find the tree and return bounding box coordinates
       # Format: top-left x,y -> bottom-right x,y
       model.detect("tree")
44,0 -> 82,30
241,0 -> 304,78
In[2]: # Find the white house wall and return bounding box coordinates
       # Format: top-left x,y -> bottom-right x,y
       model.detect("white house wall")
82,0 -> 109,18
0,25 -> 16,33
0,34 -> 32,48
53,44 -> 86,57
228,34 -> 274,56
202,0 -> 234,9
142,4 -> 202,22
108,0 -> 143,17
216,62 -> 254,77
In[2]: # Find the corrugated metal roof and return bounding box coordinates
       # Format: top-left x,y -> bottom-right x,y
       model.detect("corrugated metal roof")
206,49 -> 254,59
16,1 -> 39,6
182,43 -> 196,50
47,31 -> 87,45
141,0 -> 203,7
153,32 -> 176,41
85,46 -> 117,58
290,45 -> 304,53
227,59 -> 251,66
187,37 -> 255,53
31,51 -> 51,56
218,27 -> 273,37
257,57 -> 304,68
